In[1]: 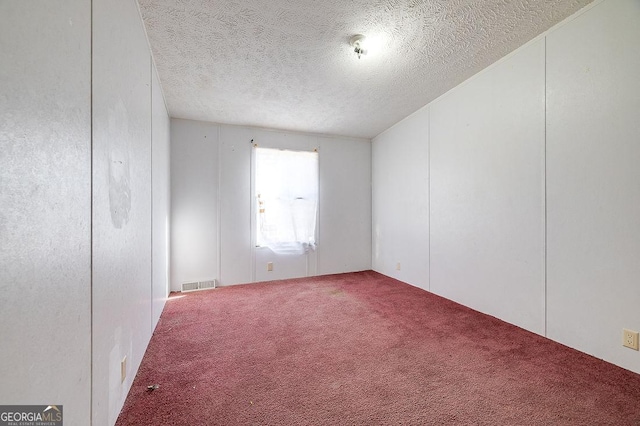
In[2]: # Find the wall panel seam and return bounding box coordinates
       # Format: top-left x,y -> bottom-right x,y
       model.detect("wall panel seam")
543,36 -> 548,337
89,0 -> 94,423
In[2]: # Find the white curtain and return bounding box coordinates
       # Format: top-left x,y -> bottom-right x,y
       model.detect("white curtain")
255,147 -> 318,255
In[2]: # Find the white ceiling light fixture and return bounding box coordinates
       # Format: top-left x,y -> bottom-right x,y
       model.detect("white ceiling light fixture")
350,34 -> 367,59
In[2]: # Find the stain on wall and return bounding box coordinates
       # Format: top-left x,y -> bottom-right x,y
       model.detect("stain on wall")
108,101 -> 132,228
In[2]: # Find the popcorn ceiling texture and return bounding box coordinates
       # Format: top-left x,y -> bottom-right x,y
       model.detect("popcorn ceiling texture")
138,0 -> 593,139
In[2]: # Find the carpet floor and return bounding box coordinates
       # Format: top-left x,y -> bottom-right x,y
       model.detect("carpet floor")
116,271 -> 640,425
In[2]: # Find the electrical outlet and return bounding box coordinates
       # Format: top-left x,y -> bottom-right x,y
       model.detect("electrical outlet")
396,262 -> 401,271
121,356 -> 127,383
623,329 -> 639,350
267,262 -> 273,272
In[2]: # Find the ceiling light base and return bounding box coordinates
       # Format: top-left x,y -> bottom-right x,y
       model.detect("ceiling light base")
349,34 -> 367,59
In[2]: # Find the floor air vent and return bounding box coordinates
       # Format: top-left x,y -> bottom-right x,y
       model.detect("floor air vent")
199,280 -> 216,290
181,279 -> 217,292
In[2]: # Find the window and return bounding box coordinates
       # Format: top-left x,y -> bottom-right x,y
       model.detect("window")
254,147 -> 318,254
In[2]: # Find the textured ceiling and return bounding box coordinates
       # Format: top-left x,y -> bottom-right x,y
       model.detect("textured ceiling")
138,0 -> 593,139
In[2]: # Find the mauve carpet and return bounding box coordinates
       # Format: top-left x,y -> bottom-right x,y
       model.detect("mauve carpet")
116,271 -> 640,425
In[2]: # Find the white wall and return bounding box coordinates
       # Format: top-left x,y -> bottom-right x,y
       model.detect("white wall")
152,68 -> 171,328
429,38 -> 546,335
317,134 -> 372,275
372,0 -> 640,373
374,38 -> 546,335
171,119 -> 371,290
0,1 -> 92,424
170,119 -> 220,290
91,0 -> 171,424
92,0 -> 153,423
372,107 -> 430,290
219,125 -> 253,285
1,0 -> 170,424
546,0 -> 640,374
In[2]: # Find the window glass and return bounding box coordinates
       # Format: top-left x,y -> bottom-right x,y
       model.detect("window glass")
255,147 -> 318,254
